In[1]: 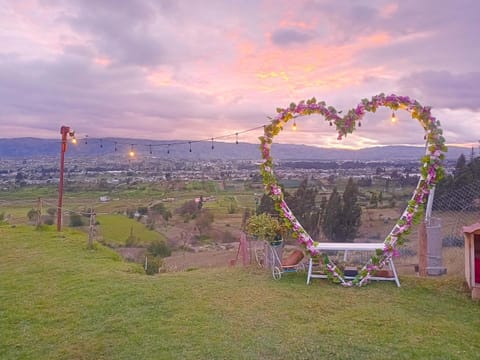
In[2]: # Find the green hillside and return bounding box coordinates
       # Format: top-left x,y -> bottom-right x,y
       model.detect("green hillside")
1,225 -> 479,359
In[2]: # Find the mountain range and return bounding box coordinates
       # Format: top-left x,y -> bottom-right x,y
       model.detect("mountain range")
0,137 -> 470,162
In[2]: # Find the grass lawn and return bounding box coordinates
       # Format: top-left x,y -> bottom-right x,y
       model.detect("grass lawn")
96,214 -> 165,246
1,225 -> 479,360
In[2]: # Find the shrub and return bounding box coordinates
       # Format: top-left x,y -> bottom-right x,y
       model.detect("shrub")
137,206 -> 148,216
221,230 -> 236,243
44,217 -> 54,225
69,213 -> 85,227
144,255 -> 162,275
442,235 -> 464,248
126,234 -> 140,247
147,239 -> 171,258
27,208 -> 38,221
177,200 -> 199,220
195,209 -> 214,235
0,212 -> 7,225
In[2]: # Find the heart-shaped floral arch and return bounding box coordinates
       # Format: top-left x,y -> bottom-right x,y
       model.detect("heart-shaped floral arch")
259,93 -> 447,286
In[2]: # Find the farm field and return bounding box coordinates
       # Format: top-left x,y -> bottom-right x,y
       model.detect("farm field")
1,225 -> 479,360
0,182 -> 471,278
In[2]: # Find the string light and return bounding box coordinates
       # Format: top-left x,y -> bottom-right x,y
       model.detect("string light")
60,125 -> 265,157
391,111 -> 397,123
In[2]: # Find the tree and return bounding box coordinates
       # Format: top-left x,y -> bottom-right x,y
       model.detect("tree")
321,187 -> 343,241
340,177 -> 362,242
453,153 -> 473,189
287,178 -> 321,239
15,171 -> 26,187
369,192 -> 378,208
241,207 -> 252,231
177,200 -> 199,221
150,203 -> 172,223
322,178 -> 362,242
195,209 -> 214,235
257,193 -> 276,216
378,191 -> 384,205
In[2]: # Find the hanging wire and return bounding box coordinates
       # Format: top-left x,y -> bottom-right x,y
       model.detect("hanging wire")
37,124 -> 266,156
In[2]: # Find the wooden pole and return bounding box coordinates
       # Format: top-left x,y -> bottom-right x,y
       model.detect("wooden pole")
418,219 -> 428,277
36,197 -> 42,227
88,209 -> 96,249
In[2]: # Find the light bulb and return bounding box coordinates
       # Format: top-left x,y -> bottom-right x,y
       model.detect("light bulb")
292,120 -> 297,131
71,137 -> 77,144
391,111 -> 397,123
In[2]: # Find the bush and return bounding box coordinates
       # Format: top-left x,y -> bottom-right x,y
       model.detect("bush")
144,255 -> 162,275
147,239 -> 171,258
137,206 -> 148,216
27,208 -> 38,221
69,213 -> 85,227
442,235 -> 464,248
195,209 -> 214,235
177,200 -> 199,220
0,212 -> 7,225
221,230 -> 236,243
126,234 -> 140,247
44,217 -> 54,225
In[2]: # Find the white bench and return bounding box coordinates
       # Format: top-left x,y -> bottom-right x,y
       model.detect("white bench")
306,242 -> 400,287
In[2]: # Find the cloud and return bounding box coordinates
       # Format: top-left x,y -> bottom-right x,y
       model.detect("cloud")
0,0 -> 478,149
399,71 -> 480,111
270,28 -> 315,46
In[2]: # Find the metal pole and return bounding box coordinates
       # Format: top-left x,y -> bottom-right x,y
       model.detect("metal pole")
425,186 -> 435,226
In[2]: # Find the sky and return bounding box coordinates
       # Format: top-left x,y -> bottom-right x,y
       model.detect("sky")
1,0 -> 479,149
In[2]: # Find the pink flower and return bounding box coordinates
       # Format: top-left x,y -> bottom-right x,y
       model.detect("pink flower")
271,184 -> 282,196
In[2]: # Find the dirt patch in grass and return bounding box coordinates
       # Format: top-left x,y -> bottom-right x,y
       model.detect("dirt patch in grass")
164,247 -> 239,272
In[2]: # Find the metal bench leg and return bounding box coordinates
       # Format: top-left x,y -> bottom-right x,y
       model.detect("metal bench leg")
389,260 -> 401,287
307,258 -> 313,285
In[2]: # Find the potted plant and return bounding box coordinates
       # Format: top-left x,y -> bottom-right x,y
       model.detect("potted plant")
246,213 -> 286,269
245,213 -> 284,244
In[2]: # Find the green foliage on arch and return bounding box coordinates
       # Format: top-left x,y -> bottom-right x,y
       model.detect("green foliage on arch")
259,93 -> 447,286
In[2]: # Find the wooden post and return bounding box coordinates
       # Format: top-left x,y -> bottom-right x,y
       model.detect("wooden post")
88,209 -> 96,249
36,197 -> 42,227
240,232 -> 249,266
418,219 -> 428,277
